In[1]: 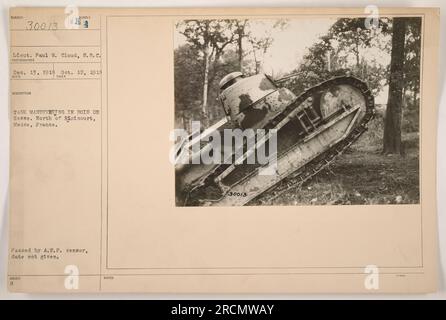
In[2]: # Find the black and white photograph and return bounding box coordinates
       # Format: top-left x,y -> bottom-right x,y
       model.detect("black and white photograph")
174,17 -> 422,207
2,4 -> 443,299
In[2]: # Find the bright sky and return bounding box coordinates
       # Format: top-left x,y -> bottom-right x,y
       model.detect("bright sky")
174,18 -> 336,76
174,18 -> 390,103
259,18 -> 336,76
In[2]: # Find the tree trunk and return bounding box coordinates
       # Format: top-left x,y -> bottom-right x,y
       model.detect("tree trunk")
202,43 -> 210,126
354,37 -> 360,69
383,18 -> 407,155
237,28 -> 243,71
326,51 -> 331,72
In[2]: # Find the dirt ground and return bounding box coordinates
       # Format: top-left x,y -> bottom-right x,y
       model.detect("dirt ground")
271,116 -> 420,206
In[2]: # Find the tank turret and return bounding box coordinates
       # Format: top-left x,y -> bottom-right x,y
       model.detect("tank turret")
218,73 -> 297,129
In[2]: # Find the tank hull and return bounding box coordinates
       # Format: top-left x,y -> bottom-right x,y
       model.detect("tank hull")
175,76 -> 375,206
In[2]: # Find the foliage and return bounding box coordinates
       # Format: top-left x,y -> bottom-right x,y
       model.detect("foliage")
284,18 -> 391,96
174,17 -> 421,134
402,17 -> 421,106
174,44 -> 203,114
174,19 -> 287,127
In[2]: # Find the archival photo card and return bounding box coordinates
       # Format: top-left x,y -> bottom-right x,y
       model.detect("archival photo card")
7,7 -> 439,293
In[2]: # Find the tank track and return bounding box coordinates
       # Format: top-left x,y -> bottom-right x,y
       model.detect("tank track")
249,76 -> 375,205
249,112 -> 373,205
185,76 -> 375,206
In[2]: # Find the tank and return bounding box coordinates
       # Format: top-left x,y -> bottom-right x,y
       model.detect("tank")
175,72 -> 375,206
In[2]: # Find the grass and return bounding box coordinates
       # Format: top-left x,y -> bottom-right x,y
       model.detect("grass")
270,115 -> 420,206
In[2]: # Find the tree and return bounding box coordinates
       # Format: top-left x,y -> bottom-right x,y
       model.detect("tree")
177,20 -> 237,125
175,19 -> 289,127
235,20 -> 248,70
174,44 -> 204,129
402,17 -> 421,107
284,18 -> 390,96
383,18 -> 407,155
328,18 -> 390,77
330,18 -> 371,71
285,35 -> 333,94
231,19 -> 287,75
174,44 -> 203,110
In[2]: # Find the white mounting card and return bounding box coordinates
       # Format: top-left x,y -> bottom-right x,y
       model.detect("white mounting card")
8,7 -> 439,293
